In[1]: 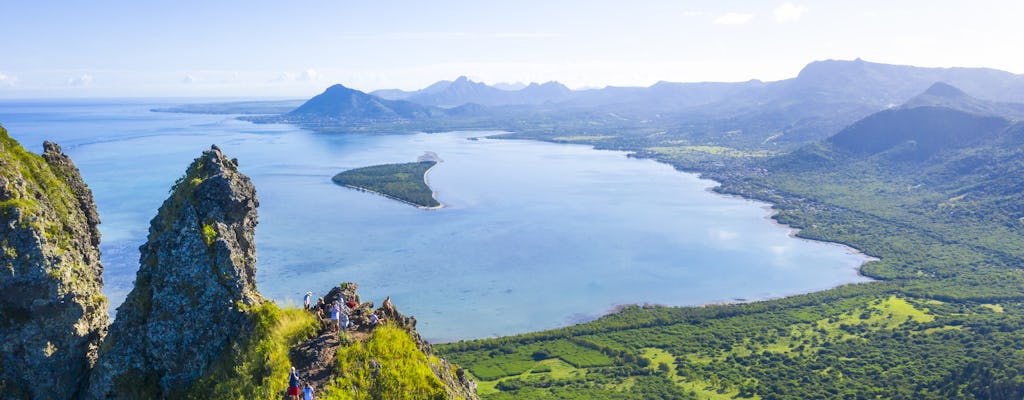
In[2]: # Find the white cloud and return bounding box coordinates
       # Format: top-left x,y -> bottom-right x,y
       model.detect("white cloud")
714,12 -> 754,26
0,72 -> 16,86
274,69 -> 321,83
182,74 -> 196,84
67,74 -> 93,87
682,11 -> 707,17
299,68 -> 320,81
773,2 -> 808,23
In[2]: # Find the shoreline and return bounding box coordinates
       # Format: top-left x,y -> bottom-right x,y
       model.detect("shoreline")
340,184 -> 444,210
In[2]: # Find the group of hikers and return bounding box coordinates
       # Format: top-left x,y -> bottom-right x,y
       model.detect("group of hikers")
302,290 -> 384,334
286,367 -> 314,400
287,288 -> 388,399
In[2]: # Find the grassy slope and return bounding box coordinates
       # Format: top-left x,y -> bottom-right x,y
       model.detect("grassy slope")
318,325 -> 454,400
186,303 -> 318,399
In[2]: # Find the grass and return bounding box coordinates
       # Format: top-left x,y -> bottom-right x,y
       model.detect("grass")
319,324 -> 451,400
185,302 -> 318,400
980,303 -> 1004,313
0,126 -> 89,293
201,223 -> 217,247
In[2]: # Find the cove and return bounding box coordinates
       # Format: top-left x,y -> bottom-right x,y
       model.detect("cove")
0,100 -> 870,341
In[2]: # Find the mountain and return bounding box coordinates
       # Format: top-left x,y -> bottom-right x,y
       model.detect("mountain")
784,83 -> 1023,161
378,76 -> 573,107
284,83 -> 437,122
902,82 -> 1024,119
406,76 -> 508,107
371,79 -> 453,100
0,129 -> 108,400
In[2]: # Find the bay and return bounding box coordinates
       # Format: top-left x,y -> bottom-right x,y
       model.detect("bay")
0,100 -> 870,341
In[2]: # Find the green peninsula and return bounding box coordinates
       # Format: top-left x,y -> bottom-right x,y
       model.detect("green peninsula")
332,160 -> 441,208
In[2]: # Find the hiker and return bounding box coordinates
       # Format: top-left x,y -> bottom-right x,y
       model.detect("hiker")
330,302 -> 341,332
303,291 -> 312,311
369,311 -> 380,327
315,297 -> 326,321
303,384 -> 315,400
340,311 -> 350,331
288,367 -> 301,400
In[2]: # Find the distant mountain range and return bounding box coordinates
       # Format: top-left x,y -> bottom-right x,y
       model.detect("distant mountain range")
237,58 -> 1024,146
372,76 -> 572,107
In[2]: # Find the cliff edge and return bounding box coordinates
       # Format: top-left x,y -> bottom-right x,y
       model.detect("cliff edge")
0,127 -> 108,400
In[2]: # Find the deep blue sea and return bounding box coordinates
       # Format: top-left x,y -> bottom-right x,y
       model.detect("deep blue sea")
0,99 -> 870,341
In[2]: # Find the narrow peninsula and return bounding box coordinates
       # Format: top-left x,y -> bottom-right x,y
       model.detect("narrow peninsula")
333,153 -> 442,209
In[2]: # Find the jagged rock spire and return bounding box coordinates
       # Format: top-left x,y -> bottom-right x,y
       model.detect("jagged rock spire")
87,145 -> 261,399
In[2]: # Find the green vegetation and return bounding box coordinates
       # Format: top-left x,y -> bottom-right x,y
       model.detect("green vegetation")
438,111 -> 1024,398
552,135 -> 616,142
0,126 -> 87,293
319,325 -> 451,400
186,302 -> 318,399
647,146 -> 774,159
201,223 -> 217,247
332,161 -> 440,208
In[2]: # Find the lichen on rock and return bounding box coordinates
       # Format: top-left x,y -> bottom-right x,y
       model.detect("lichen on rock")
0,127 -> 108,400
86,145 -> 262,399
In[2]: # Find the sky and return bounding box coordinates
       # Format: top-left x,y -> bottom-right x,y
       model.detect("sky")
1,0 -> 1022,98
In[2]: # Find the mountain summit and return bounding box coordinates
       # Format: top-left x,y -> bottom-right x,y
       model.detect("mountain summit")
286,84 -> 433,122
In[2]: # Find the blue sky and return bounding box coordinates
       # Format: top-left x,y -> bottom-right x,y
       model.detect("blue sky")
1,1 -> 1022,98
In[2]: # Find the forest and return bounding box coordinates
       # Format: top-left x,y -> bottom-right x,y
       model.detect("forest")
332,161 -> 440,208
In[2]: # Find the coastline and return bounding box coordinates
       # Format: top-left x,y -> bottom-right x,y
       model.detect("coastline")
758,203 -> 879,280
340,184 -> 444,210
422,161 -> 442,209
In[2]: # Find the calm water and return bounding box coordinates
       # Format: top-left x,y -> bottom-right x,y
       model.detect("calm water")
0,100 -> 870,341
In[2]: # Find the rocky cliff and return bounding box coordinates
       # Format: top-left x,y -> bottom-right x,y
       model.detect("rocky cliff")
86,145 -> 262,399
0,127 -> 108,400
1,133 -> 476,399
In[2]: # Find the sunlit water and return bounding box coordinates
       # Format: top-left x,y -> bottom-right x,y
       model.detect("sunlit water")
0,100 -> 870,341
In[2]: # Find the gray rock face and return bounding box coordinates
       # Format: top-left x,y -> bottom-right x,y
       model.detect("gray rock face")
0,130 -> 108,400
86,145 -> 262,399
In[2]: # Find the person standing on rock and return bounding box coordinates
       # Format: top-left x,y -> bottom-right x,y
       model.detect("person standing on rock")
288,367 -> 301,400
330,301 -> 341,332
303,291 -> 312,311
